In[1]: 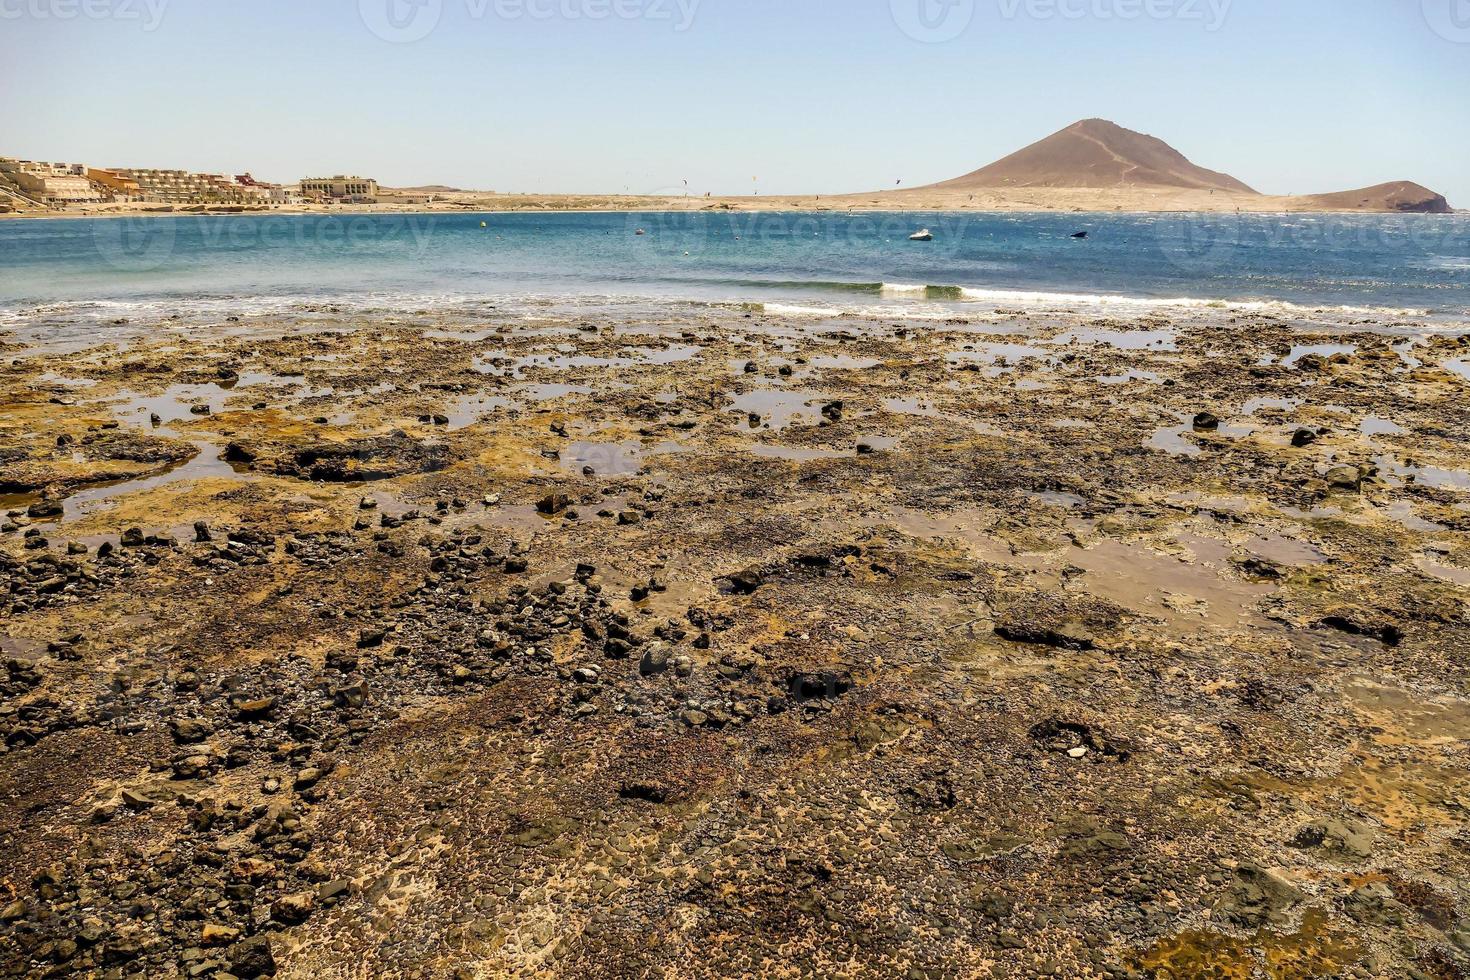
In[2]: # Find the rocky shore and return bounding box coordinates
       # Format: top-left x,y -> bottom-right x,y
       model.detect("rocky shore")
1,301 -> 1468,978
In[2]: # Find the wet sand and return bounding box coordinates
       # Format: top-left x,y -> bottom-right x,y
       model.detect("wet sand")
2,302 -> 1469,978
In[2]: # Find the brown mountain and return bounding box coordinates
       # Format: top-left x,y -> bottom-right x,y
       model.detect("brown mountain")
928,119 -> 1257,194
1296,181 -> 1451,214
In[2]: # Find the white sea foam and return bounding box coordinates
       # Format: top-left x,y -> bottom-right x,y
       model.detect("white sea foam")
758,302 -> 846,318
951,286 -> 1429,318
0,284 -> 1438,333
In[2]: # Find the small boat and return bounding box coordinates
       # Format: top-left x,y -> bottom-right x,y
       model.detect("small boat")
909,229 -> 933,241
635,228 -> 646,236
1070,230 -> 1088,239
480,221 -> 487,228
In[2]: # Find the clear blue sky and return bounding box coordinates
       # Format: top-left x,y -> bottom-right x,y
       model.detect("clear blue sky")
3,0 -> 1467,203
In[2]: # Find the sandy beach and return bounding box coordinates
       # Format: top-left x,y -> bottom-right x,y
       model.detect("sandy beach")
3,182 -> 1460,222
3,296 -> 1469,977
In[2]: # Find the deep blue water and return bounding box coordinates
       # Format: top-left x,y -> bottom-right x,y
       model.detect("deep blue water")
0,210 -> 1466,324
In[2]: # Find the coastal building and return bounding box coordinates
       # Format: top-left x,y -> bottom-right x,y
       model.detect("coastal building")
299,176 -> 379,202
86,168 -> 143,201
269,184 -> 305,205
0,159 -> 103,203
96,168 -> 264,204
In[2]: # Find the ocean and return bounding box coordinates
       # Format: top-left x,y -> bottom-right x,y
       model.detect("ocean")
1,210 -> 1467,330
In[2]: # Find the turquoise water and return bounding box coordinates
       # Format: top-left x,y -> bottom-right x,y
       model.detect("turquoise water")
1,210 -> 1467,326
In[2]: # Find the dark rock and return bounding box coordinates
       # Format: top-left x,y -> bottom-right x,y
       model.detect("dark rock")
1291,818 -> 1374,858
787,671 -> 852,702
232,696 -> 277,720
639,643 -> 671,676
618,783 -> 669,804
171,718 -> 213,743
120,788 -> 155,810
1214,865 -> 1303,929
1319,608 -> 1402,647
247,432 -> 453,482
224,442 -> 258,464
1028,718 -> 1132,761
229,936 -> 276,978
722,567 -> 763,594
537,493 -> 571,515
1342,882 -> 1405,926
27,499 -> 63,520
270,892 -> 315,925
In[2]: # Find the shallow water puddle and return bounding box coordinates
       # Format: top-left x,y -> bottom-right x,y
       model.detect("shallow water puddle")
808,354 -> 881,370
890,507 -> 1271,629
1418,555 -> 1470,586
108,385 -> 233,431
559,440 -> 686,476
728,388 -> 834,431
947,342 -> 1054,374
1375,454 -> 1470,491
1097,369 -> 1160,385
1053,327 -> 1177,351
887,506 -> 1017,564
484,504 -> 561,534
1,492 -> 38,514
518,383 -> 595,402
1147,414 -> 1254,456
882,397 -> 1007,435
1242,533 -> 1326,566
1360,416 -> 1407,437
1165,491 -> 1256,517
748,444 -> 851,462
1277,343 -> 1357,367
33,442 -> 254,524
0,635 -> 47,659
1383,501 -> 1447,533
445,394 -> 515,430
1147,419 -> 1201,457
1344,680 -> 1470,746
1059,535 -> 1274,629
1243,397 -> 1300,416
1029,490 -> 1085,508
883,396 -> 940,417
477,345 -> 701,376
